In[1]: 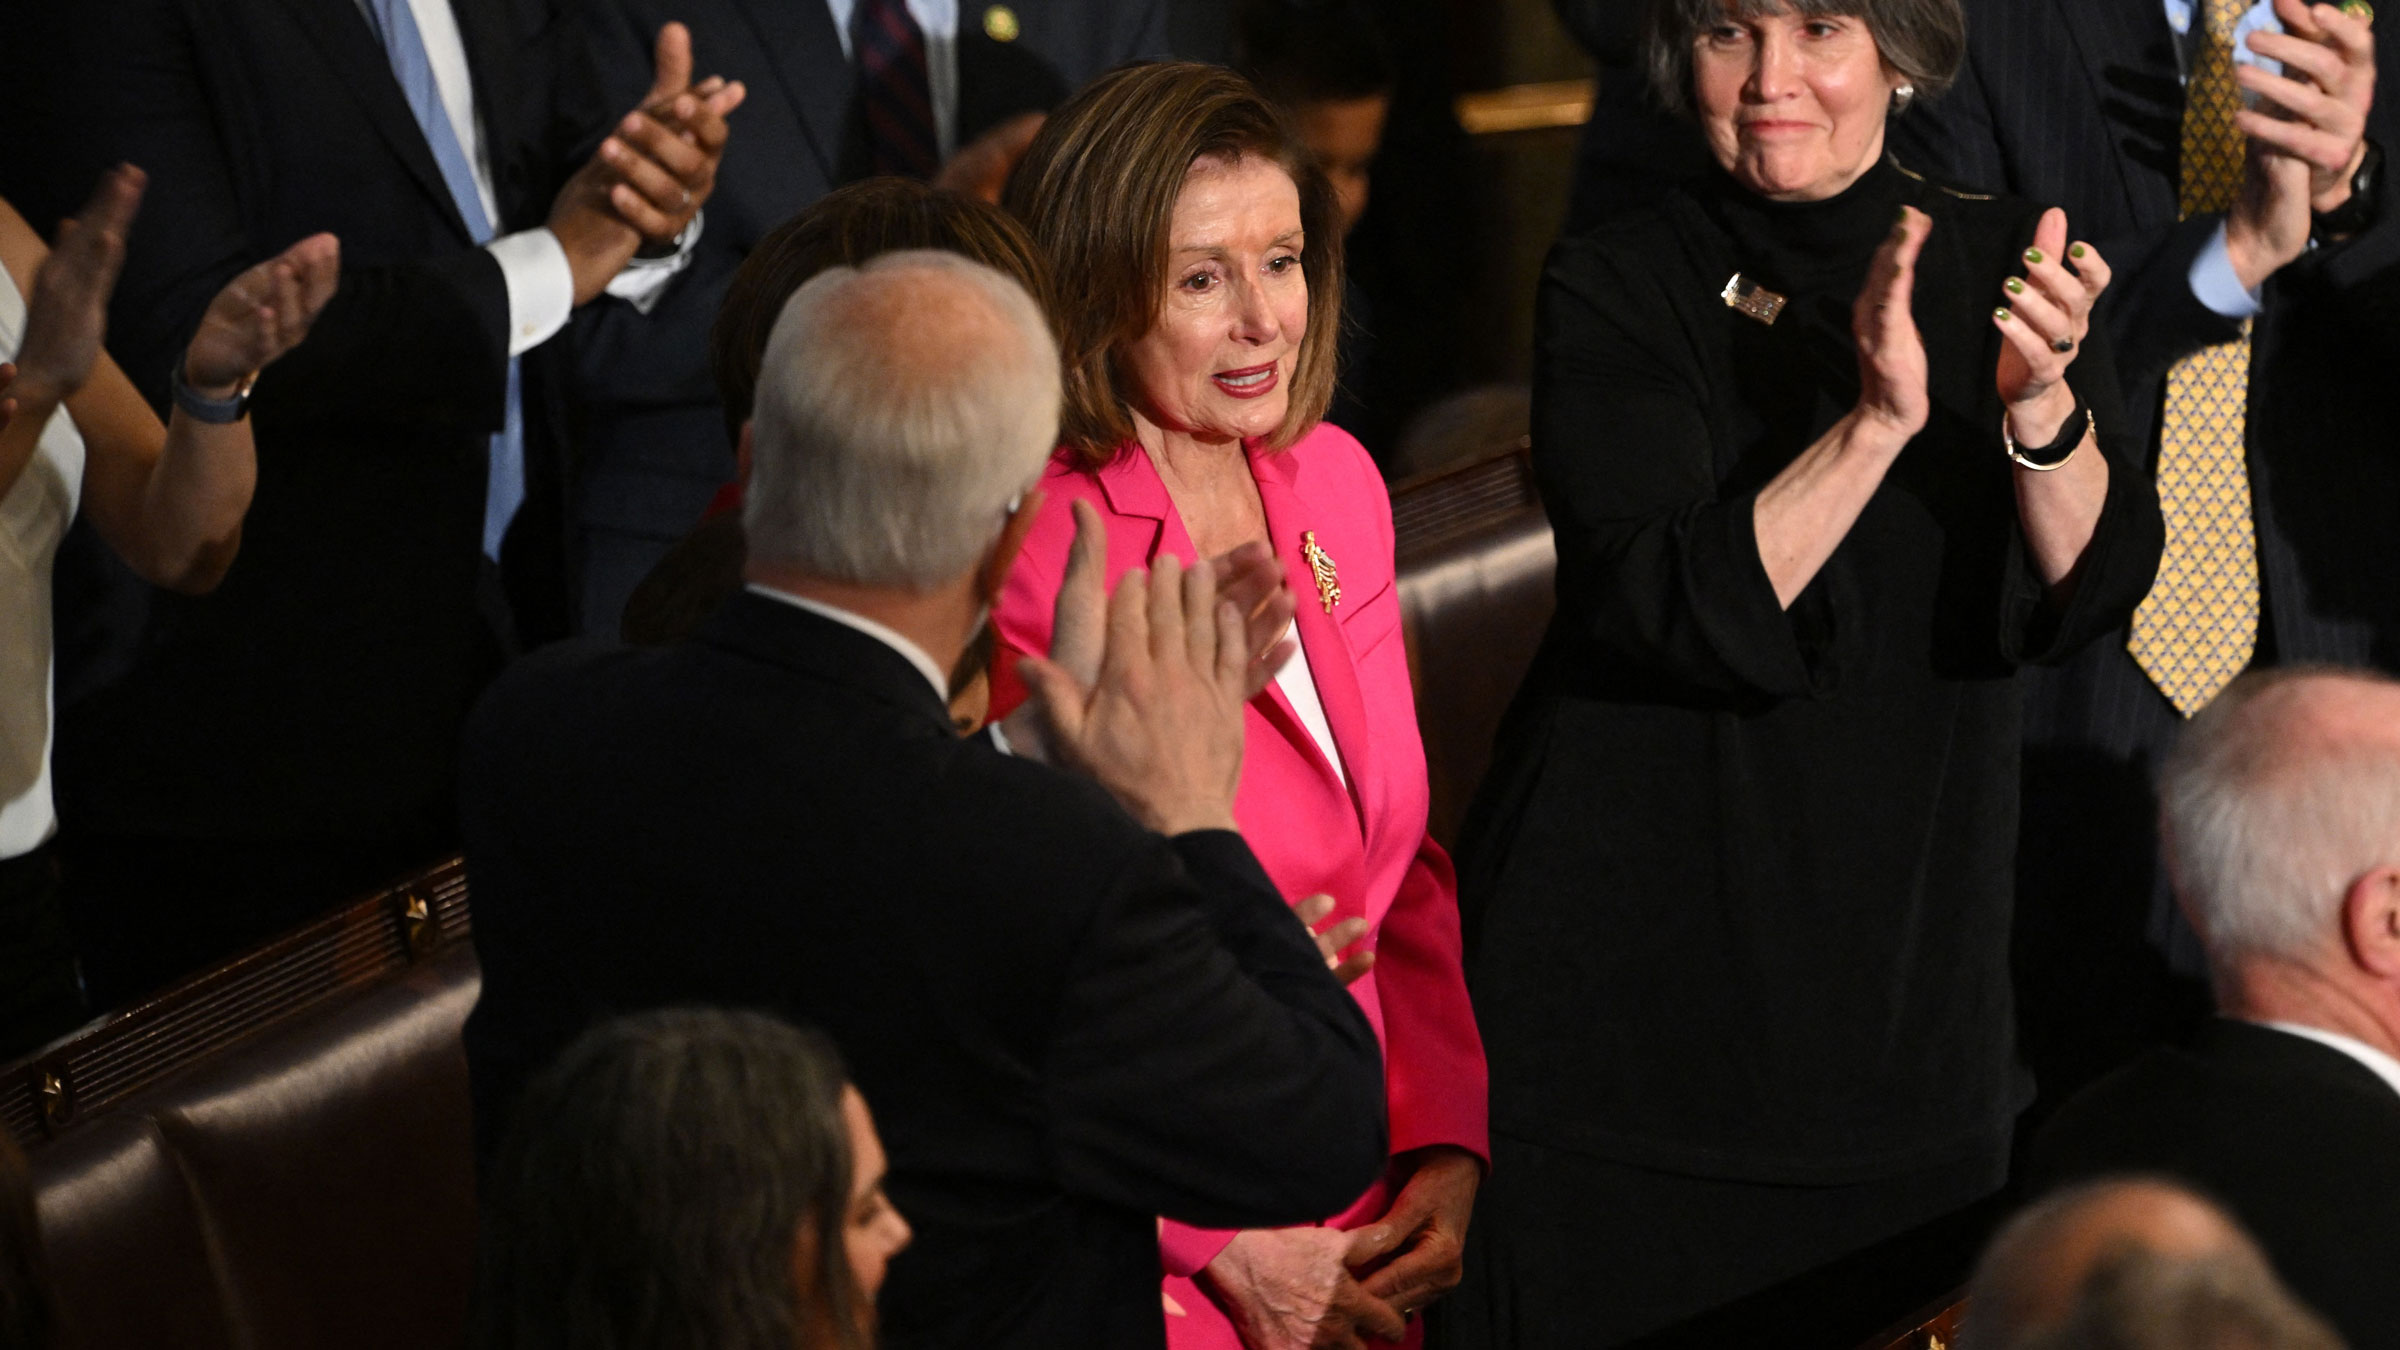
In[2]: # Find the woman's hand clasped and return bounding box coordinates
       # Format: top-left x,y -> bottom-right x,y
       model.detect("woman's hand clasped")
1993,207 -> 2110,445
1852,206 -> 1933,442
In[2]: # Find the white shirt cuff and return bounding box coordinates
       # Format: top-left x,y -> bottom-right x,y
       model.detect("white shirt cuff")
487,228 -> 575,356
604,210 -> 704,315
987,719 -> 1015,756
2189,222 -> 2266,320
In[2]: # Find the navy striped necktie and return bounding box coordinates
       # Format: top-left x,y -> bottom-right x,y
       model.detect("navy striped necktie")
852,0 -> 940,178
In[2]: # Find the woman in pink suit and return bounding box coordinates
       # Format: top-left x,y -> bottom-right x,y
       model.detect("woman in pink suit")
991,63 -> 1488,1350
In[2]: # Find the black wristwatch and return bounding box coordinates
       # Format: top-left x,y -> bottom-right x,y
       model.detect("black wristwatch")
170,361 -> 257,425
2314,138 -> 2384,241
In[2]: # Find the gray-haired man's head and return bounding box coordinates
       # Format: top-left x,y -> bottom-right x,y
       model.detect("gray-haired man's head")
742,249 -> 1061,593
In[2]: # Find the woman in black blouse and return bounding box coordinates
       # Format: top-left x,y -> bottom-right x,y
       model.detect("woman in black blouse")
1442,0 -> 2164,1344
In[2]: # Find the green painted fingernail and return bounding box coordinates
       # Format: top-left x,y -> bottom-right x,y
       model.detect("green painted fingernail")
2070,243 -> 2088,259
1996,306 -> 2013,322
2024,248 -> 2045,265
2005,277 -> 2026,295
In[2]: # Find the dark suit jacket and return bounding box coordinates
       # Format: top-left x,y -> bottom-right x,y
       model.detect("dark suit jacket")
2030,1019 -> 2400,1350
460,592 -> 1389,1350
1889,0 -> 2400,1075
26,0 -> 606,848
564,0 -> 1167,555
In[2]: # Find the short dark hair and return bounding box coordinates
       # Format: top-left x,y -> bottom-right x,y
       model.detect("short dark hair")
710,178 -> 1053,448
469,1008 -> 864,1350
1004,62 -> 1345,467
1642,0 -> 1965,118
1236,0 -> 1396,107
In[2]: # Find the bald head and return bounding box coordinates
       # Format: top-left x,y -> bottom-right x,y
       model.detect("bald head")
744,250 -> 1061,592
1963,1180 -> 2340,1350
2162,668 -> 2400,978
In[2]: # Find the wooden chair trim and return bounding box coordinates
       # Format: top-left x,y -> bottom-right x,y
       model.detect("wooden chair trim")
1391,448 -> 1546,568
3,858 -> 471,1148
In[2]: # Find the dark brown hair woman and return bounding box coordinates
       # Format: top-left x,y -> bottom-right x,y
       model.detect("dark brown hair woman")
989,61 -> 1489,1350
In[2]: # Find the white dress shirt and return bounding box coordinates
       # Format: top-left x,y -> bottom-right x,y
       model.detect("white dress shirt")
2257,1020 -> 2400,1100
745,583 -> 953,702
823,0 -> 962,159
382,0 -> 697,347
2165,0 -> 2284,320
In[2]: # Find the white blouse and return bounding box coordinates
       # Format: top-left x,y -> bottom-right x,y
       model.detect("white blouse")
0,263 -> 88,858
1273,622 -> 1348,790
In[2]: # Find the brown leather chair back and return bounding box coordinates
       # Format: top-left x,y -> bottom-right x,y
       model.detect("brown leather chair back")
6,864 -> 480,1350
1393,449 -> 1555,850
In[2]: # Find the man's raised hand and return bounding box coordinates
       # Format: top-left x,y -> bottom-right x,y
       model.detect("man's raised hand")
1017,503 -> 1254,836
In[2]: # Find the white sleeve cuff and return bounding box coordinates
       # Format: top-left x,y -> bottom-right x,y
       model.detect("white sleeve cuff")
487,228 -> 576,356
604,209 -> 704,315
2189,222 -> 2266,320
988,719 -> 1016,756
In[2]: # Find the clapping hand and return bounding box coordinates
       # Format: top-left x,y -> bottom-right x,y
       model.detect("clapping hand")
1003,500 -> 1296,763
551,22 -> 745,303
1016,501 -> 1256,837
184,232 -> 339,398
2227,0 -> 2379,283
1994,208 -> 2109,442
1852,206 -> 1932,442
13,165 -> 141,406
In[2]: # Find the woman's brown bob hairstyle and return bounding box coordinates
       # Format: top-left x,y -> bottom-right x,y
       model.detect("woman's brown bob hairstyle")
709,178 -> 1053,448
1643,0 -> 1965,119
1003,61 -> 1343,467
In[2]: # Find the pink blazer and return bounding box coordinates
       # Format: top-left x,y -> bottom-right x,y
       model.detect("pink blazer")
991,423 -> 1489,1348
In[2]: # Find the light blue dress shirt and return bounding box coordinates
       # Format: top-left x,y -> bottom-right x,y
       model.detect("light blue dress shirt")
2167,0 -> 2282,319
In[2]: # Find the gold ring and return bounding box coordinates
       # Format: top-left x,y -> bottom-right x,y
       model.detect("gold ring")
2342,0 -> 2373,24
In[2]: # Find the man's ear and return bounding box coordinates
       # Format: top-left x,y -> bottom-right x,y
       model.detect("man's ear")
736,421 -> 755,490
978,488 -> 1045,607
2340,864 -> 2400,981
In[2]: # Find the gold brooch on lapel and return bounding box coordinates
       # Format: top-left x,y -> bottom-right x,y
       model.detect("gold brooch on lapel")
1301,531 -> 1341,614
982,5 -> 1021,41
1721,273 -> 1787,326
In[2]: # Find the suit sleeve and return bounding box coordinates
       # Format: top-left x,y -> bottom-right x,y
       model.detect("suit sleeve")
1376,838 -> 1490,1160
96,0 -> 510,430
1534,238 -> 1836,703
1041,829 -> 1389,1230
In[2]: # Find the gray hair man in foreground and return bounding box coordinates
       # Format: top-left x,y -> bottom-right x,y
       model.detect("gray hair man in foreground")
462,251 -> 1383,1350
1961,1178 -> 2340,1350
2025,668 -> 2400,1350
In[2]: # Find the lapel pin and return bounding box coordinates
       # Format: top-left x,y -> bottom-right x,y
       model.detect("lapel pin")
983,5 -> 1021,41
1721,273 -> 1787,326
1302,530 -> 1341,614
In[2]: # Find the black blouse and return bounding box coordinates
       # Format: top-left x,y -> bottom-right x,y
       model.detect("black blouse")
1456,159 -> 2164,1184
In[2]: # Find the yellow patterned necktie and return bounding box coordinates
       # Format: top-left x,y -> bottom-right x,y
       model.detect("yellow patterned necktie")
2127,0 -> 2264,717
